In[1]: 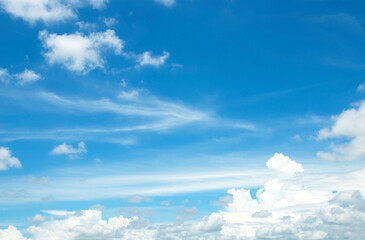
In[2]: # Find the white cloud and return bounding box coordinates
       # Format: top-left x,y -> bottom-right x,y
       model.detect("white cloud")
15,69 -> 42,85
3,154 -> 365,239
42,210 -> 76,217
117,90 -> 140,101
126,194 -> 152,204
291,134 -> 302,142
0,146 -> 22,171
0,225 -> 29,240
0,68 -> 41,86
160,200 -> 170,206
0,0 -> 109,24
266,153 -> 304,177
317,101 -> 365,160
27,210 -> 139,240
153,0 -> 175,7
0,67 -> 10,84
23,175 -> 49,184
137,51 -> 170,67
28,214 -> 46,224
357,82 -> 365,92
50,142 -> 86,157
37,91 -> 208,129
103,17 -> 117,27
39,30 -> 123,73
75,21 -> 97,31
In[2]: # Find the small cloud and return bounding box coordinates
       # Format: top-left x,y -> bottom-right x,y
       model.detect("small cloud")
90,204 -> 106,211
94,158 -> 102,163
15,69 -> 42,85
39,30 -> 123,74
50,142 -> 87,158
153,0 -> 176,7
28,214 -> 46,224
0,68 -> 10,84
175,206 -> 199,222
0,147 -> 22,171
137,51 -> 170,67
183,199 -> 189,204
120,78 -> 128,87
119,207 -> 153,216
117,90 -> 140,101
291,134 -> 302,142
266,153 -> 304,177
126,194 -> 152,204
161,200 -> 170,206
357,82 -> 365,93
75,21 -> 97,31
103,17 -> 117,27
251,210 -> 272,218
210,195 -> 233,207
23,175 -> 50,184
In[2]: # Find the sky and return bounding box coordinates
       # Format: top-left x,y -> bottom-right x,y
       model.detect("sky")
1,0 -> 365,239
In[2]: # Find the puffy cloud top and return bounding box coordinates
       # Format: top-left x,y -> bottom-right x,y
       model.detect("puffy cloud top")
266,153 -> 304,177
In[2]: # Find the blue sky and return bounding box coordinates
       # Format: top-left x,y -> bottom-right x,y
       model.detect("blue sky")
1,0 -> 365,239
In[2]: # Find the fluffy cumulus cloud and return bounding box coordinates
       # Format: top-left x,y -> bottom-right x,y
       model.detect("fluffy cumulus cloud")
0,226 -> 29,240
50,142 -> 86,158
15,69 -> 42,85
266,153 -> 304,177
317,101 -> 365,160
5,153 -> 365,239
26,210 -> 144,240
0,0 -> 109,24
0,146 -> 22,171
137,51 -> 170,67
39,30 -> 123,73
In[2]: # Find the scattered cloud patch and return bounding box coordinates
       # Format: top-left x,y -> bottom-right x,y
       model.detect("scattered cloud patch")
137,51 -> 170,67
357,82 -> 365,93
0,0 -> 109,24
75,21 -> 97,31
266,153 -> 304,177
153,0 -> 175,7
50,142 -> 87,158
0,146 -> 22,171
28,214 -> 46,224
0,67 -> 41,86
211,195 -> 233,207
126,194 -> 152,204
0,67 -> 10,84
291,134 -> 302,142
120,78 -> 128,87
102,17 -> 117,27
39,30 -> 123,73
117,90 -> 140,101
15,69 -> 42,85
317,101 -> 365,160
161,200 -> 170,206
23,175 -> 49,184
